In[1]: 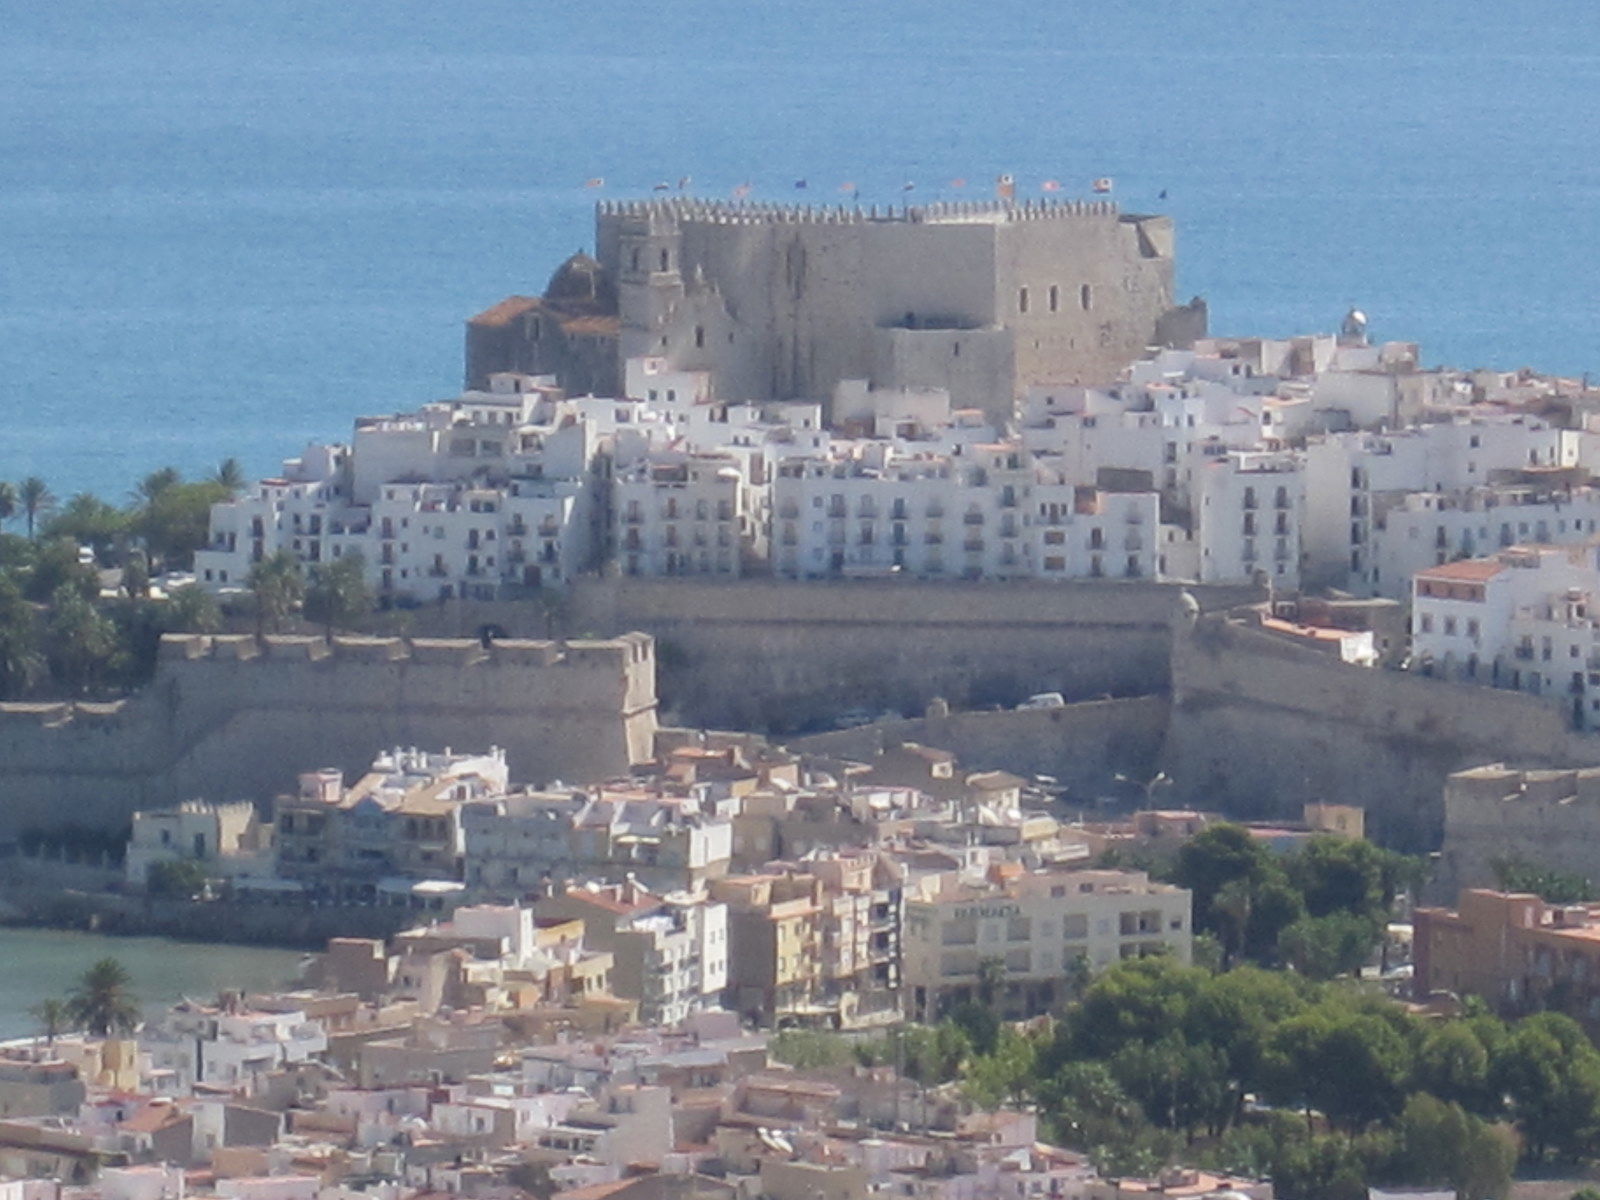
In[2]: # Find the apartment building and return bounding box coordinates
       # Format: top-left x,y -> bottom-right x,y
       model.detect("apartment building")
1415,888 -> 1600,1022
901,866 -> 1191,1021
535,881 -> 728,1027
273,747 -> 509,900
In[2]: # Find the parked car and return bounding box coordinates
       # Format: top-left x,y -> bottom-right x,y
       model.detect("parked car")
1018,692 -> 1066,710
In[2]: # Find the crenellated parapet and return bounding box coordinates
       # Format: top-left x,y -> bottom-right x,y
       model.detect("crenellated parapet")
595,197 -> 1121,227
156,631 -> 652,672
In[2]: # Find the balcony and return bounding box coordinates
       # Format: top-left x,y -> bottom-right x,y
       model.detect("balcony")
963,512 -> 985,526
963,539 -> 984,553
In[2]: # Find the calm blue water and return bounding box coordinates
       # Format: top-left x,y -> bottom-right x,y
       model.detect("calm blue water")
5,2 -> 1600,498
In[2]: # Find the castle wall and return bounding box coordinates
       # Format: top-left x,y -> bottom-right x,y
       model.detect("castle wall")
785,696 -> 1170,794
555,577 -> 1254,731
1160,615 -> 1600,849
595,200 -> 1179,412
1435,765 -> 1600,899
0,634 -> 658,841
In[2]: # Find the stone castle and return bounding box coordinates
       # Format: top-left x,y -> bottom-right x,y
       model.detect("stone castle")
466,198 -> 1206,423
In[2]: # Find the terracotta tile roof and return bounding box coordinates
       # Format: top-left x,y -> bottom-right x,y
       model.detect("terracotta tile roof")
1416,559 -> 1506,582
469,296 -> 541,327
559,315 -> 621,336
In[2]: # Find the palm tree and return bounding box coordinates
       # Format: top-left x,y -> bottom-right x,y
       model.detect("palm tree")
246,550 -> 304,637
67,958 -> 140,1037
213,457 -> 246,496
303,552 -> 373,640
132,466 -> 181,507
18,477 -> 54,540
0,481 -> 17,531
976,954 -> 1007,1009
31,998 -> 71,1051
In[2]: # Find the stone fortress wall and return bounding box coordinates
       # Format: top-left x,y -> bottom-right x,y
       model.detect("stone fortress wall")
421,576 -> 1260,730
1160,614 -> 1600,850
0,633 -> 658,840
4,577 -> 1600,851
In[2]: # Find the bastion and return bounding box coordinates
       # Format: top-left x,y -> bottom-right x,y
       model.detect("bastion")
0,632 -> 658,841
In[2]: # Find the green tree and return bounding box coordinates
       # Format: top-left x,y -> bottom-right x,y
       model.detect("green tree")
246,550 -> 304,636
132,466 -> 181,506
1039,1059 -> 1150,1153
0,574 -> 43,698
1394,1093 -> 1516,1200
1290,835 -> 1388,921
1170,823 -> 1304,965
1490,857 -> 1593,903
1109,1032 -> 1231,1137
1278,911 -> 1382,980
1262,1002 -> 1414,1130
45,584 -> 118,694
138,480 -> 228,570
0,481 -> 17,531
1414,1019 -> 1498,1115
146,858 -> 209,899
30,997 -> 70,1051
122,550 -> 150,599
963,1026 -> 1038,1109
164,583 -> 222,633
18,476 -> 54,539
1492,1011 -> 1600,1160
303,552 -> 373,639
948,999 -> 1001,1056
213,457 -> 247,496
67,958 -> 140,1036
24,537 -> 99,603
42,493 -> 130,559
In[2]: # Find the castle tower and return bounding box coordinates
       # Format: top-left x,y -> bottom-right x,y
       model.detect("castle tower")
611,207 -> 685,364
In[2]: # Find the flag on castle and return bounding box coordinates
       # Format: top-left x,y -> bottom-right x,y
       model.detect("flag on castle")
949,177 -> 967,188
1042,180 -> 1061,192
794,179 -> 808,190
839,181 -> 857,193
582,177 -> 604,188
1092,177 -> 1114,193
731,182 -> 752,199
902,181 -> 916,192
677,176 -> 692,190
996,174 -> 1016,201
652,181 -> 671,191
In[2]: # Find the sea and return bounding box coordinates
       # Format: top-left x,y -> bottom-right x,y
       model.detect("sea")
0,928 -> 303,1041
4,1 -> 1600,501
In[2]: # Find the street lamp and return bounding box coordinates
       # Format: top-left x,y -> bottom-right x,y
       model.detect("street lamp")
1114,771 -> 1173,806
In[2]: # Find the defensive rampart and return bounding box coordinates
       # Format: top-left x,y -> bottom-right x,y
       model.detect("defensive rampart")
1160,615 -> 1600,849
0,633 -> 658,841
413,577 -> 1256,730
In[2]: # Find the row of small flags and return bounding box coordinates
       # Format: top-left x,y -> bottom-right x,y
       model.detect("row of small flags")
581,174 -> 1120,198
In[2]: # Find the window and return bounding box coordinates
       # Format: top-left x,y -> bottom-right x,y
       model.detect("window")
1048,284 -> 1059,312
1080,284 -> 1092,310
1018,287 -> 1029,314
659,248 -> 670,271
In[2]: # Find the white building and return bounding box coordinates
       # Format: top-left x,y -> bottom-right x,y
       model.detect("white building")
1372,483 -> 1600,601
536,882 -> 729,1027
142,1000 -> 327,1095
1411,542 -> 1600,729
614,450 -> 763,577
1194,447 -> 1304,587
195,375 -> 606,601
124,800 -> 271,889
1303,415 -> 1568,593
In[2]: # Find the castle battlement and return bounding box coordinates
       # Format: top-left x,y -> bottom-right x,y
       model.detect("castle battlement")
595,197 -> 1122,227
157,632 -> 651,671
